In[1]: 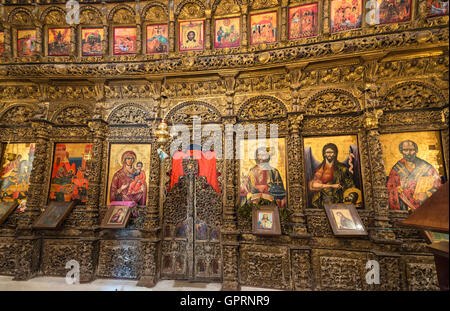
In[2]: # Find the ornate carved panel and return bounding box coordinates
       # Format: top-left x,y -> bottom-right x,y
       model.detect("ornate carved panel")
237,95 -> 287,120
305,89 -> 361,115
406,262 -> 439,291
107,104 -> 152,125
53,106 -> 90,125
0,238 -> 16,275
97,240 -> 141,279
0,105 -> 34,124
319,256 -> 363,290
383,82 -> 446,111
240,244 -> 292,290
166,102 -> 221,124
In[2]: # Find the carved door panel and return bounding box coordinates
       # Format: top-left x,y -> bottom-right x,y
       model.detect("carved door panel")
161,173 -> 191,280
161,159 -> 222,281
193,175 -> 222,281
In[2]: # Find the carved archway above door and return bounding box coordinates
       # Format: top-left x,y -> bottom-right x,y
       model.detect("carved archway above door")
165,101 -> 222,124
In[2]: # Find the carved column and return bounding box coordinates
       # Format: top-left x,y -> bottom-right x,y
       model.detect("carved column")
205,9 -> 211,50
14,119 -> 52,280
221,116 -> 240,291
136,15 -> 142,55
169,3 -> 175,53
2,22 -> 11,59
280,0 -> 288,42
137,135 -> 162,288
287,113 -> 308,236
220,71 -> 238,115
240,5 -> 248,49
363,110 -> 397,242
70,24 -> 76,59
322,0 -> 329,36
85,118 -> 108,230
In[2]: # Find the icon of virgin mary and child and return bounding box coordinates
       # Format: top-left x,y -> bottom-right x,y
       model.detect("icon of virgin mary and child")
109,151 -> 147,206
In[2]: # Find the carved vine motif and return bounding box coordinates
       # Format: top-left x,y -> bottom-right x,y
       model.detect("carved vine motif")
110,7 -> 135,24
0,85 -> 40,100
177,0 -> 206,19
108,104 -> 152,124
80,7 -> 103,25
305,90 -> 360,115
43,9 -> 66,25
383,82 -> 445,111
250,0 -> 279,10
319,256 -> 363,290
144,5 -> 168,22
166,102 -> 221,124
53,106 -> 90,125
0,105 -> 34,124
238,96 -> 287,120
406,263 -> 439,291
213,0 -> 241,16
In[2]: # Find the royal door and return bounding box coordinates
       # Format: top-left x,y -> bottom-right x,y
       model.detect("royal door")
161,158 -> 222,281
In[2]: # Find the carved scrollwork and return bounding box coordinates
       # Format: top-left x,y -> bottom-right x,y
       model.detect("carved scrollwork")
0,105 -> 34,124
213,0 -> 241,16
305,89 -> 361,115
40,7 -> 67,25
79,6 -> 103,25
107,103 -> 152,125
108,5 -> 136,24
166,101 -> 221,124
142,3 -> 169,22
237,95 -> 287,120
52,106 -> 90,125
250,0 -> 280,10
383,81 -> 446,111
176,0 -> 206,19
8,8 -> 34,26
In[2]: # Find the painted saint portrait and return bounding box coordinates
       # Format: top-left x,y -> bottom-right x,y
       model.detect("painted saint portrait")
81,27 -> 103,56
239,138 -> 287,209
366,0 -> 411,25
113,27 -> 137,55
48,28 -> 71,56
331,208 -> 356,230
330,0 -> 362,33
147,24 -> 168,54
250,11 -> 278,45
304,135 -> 363,209
257,212 -> 273,230
288,3 -> 318,40
380,131 -> 445,211
214,17 -> 240,49
0,143 -> 35,204
107,144 -> 151,206
427,0 -> 449,16
49,143 -> 92,203
179,20 -> 204,52
17,29 -> 37,57
108,206 -> 126,224
0,32 -> 5,56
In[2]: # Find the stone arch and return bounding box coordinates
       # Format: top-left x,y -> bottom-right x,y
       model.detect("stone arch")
383,81 -> 446,111
0,104 -> 34,124
166,101 -> 221,124
79,5 -> 104,25
237,95 -> 287,121
141,1 -> 169,21
40,6 -> 67,24
7,7 -> 34,25
175,0 -> 206,19
51,105 -> 91,125
107,4 -> 136,23
305,89 -> 361,115
107,103 -> 153,125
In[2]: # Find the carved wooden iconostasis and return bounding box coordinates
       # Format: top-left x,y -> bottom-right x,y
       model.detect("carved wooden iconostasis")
0,0 -> 449,290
